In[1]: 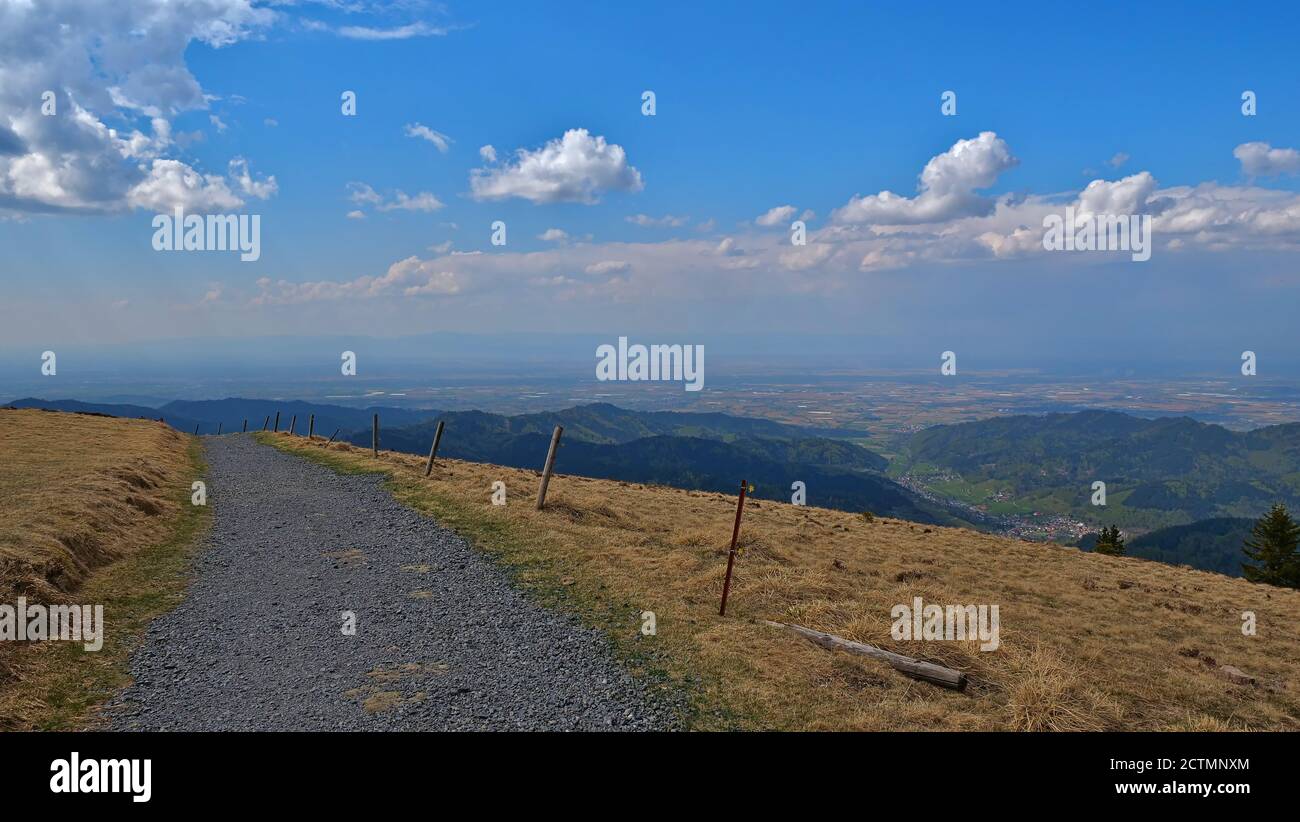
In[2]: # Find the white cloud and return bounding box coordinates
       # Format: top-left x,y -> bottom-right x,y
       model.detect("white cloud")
1108,152 -> 1129,168
218,164 -> 1300,311
584,260 -> 629,275
126,159 -> 244,212
346,210 -> 365,220
228,157 -> 278,200
833,132 -> 1018,225
379,191 -> 443,212
756,205 -> 798,226
479,145 -> 497,163
337,22 -> 450,40
347,182 -> 442,213
404,123 -> 452,153
779,243 -> 835,271
253,256 -> 465,304
538,228 -> 569,243
1075,171 -> 1159,217
469,128 -> 643,204
626,213 -> 688,228
0,0 -> 276,215
1234,142 -> 1300,177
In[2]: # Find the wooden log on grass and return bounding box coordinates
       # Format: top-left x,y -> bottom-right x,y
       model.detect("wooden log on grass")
761,620 -> 967,691
424,420 -> 445,477
535,425 -> 563,510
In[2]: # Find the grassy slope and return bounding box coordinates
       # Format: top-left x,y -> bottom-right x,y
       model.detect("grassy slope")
263,432 -> 1300,731
0,409 -> 210,729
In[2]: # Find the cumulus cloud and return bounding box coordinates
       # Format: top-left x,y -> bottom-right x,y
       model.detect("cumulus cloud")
833,132 -> 1018,225
0,0 -> 277,215
405,123 -> 452,153
755,205 -> 798,226
126,160 -> 244,212
1234,142 -> 1300,177
538,228 -> 569,243
469,128 -> 643,204
479,145 -> 497,163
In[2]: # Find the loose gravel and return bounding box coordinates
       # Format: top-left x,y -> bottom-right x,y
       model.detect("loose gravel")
108,434 -> 680,731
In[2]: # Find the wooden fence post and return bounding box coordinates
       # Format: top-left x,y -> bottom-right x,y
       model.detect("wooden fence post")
424,420 -> 445,477
535,425 -> 563,510
194,423 -> 200,435
289,415 -> 296,435
308,414 -> 315,439
217,422 -> 222,435
372,414 -> 379,457
273,412 -> 280,433
327,428 -> 340,445
262,416 -> 270,432
719,479 -> 750,616
242,419 -> 248,433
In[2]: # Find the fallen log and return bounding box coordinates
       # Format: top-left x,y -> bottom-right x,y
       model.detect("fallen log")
761,620 -> 967,691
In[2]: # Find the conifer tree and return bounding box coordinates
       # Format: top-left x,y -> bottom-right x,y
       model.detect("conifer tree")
1094,525 -> 1125,556
1242,504 -> 1300,588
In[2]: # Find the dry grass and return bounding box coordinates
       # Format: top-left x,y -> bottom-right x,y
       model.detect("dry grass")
0,409 -> 206,729
0,408 -> 193,602
264,432 -> 1300,731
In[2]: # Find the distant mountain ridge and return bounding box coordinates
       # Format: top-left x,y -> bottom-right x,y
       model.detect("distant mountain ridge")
349,413 -> 945,523
899,409 -> 1300,527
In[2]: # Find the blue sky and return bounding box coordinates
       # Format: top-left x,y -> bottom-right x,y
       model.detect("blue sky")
2,0 -> 1300,373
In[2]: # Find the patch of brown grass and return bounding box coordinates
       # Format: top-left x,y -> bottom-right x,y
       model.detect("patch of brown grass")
0,409 -> 206,729
0,408 -> 192,602
263,432 -> 1300,731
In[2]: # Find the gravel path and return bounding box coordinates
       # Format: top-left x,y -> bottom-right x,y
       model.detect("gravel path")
108,435 -> 679,731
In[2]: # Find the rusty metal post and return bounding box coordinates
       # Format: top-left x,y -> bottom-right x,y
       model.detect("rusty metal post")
719,480 -> 750,616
